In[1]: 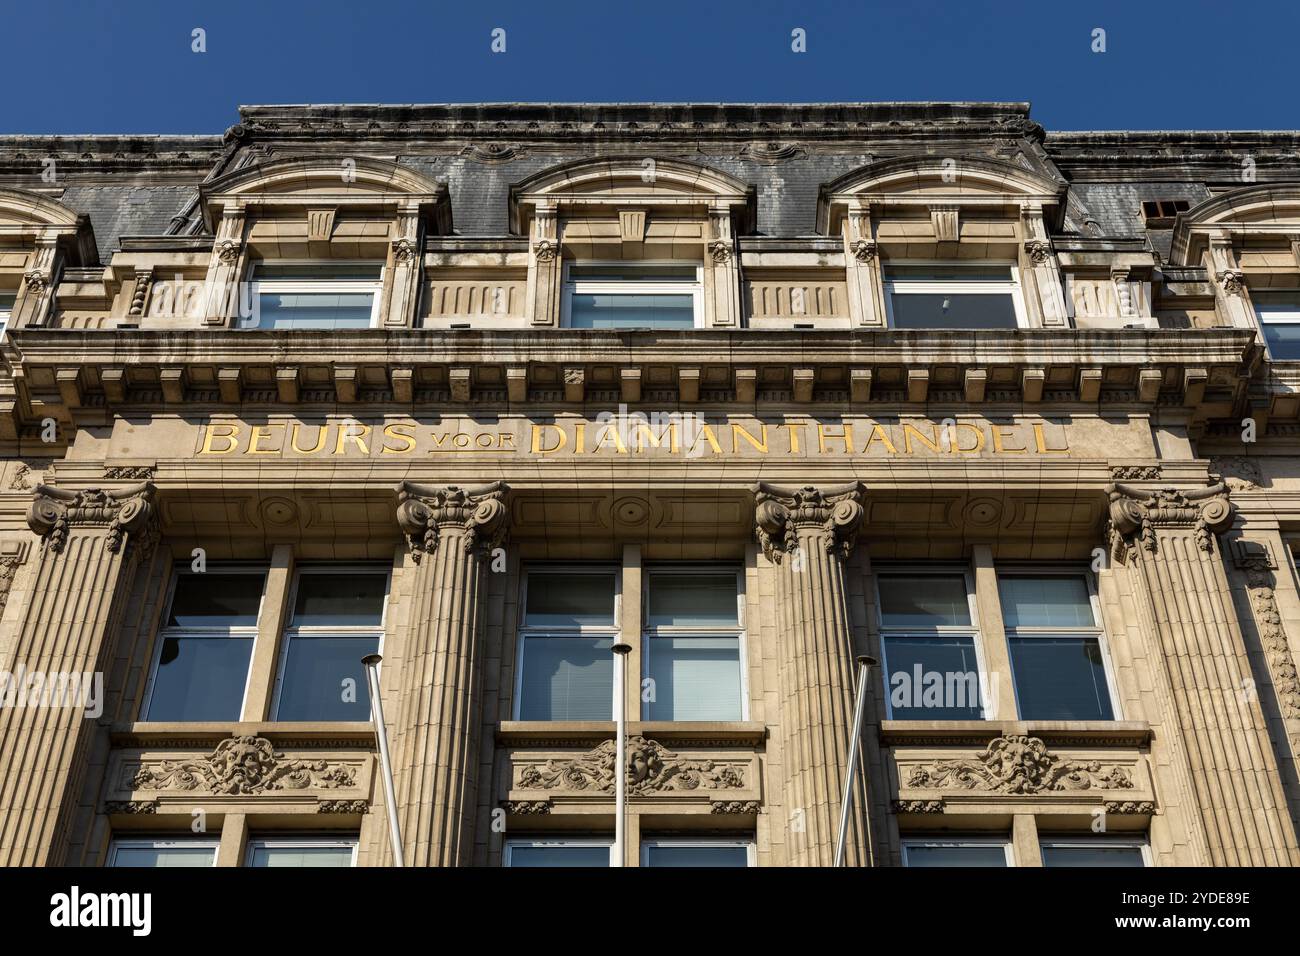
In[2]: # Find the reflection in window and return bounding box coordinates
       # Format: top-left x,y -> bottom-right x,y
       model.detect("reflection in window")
885,264 -> 1023,330
244,262 -> 382,330
516,569 -> 617,720
1040,840 -> 1147,867
564,264 -> 700,329
1253,291 -> 1300,360
902,839 -> 1010,867
504,840 -> 612,867
643,570 -> 744,721
246,837 -> 357,867
107,839 -> 218,867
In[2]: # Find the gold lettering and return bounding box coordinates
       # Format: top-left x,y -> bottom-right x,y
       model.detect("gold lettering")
334,422 -> 371,455
381,422 -> 417,454
634,423 -> 679,453
575,422 -> 586,454
902,423 -> 943,454
531,424 -> 568,454
862,424 -> 898,454
992,425 -> 1026,454
431,431 -> 452,447
731,422 -> 768,453
499,431 -> 516,447
593,425 -> 629,454
687,424 -> 723,456
247,424 -> 281,455
779,422 -> 802,454
290,423 -> 327,455
951,423 -> 986,454
199,422 -> 240,455
817,423 -> 854,454
1033,422 -> 1069,454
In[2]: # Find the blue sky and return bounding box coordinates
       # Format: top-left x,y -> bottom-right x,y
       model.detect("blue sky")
4,0 -> 1298,134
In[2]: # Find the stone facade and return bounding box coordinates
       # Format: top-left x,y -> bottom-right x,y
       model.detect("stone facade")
1,102 -> 1300,866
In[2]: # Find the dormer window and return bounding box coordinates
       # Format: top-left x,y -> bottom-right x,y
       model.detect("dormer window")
884,263 -> 1025,330
241,262 -> 383,330
1253,291 -> 1300,360
562,263 -> 702,329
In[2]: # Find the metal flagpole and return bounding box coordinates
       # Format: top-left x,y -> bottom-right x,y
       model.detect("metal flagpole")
612,641 -> 632,867
834,654 -> 877,868
363,654 -> 405,867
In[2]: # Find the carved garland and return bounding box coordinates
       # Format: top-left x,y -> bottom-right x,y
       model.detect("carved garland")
1235,542 -> 1300,720
752,481 -> 865,562
27,482 -> 158,556
1106,482 -> 1233,562
394,480 -> 509,561
130,735 -> 356,795
517,736 -> 746,795
904,735 -> 1135,795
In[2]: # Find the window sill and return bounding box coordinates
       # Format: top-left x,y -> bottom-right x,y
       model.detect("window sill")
880,720 -> 1151,748
497,720 -> 766,747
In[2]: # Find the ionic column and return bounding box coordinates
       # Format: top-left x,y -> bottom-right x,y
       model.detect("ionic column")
1107,482 -> 1300,865
753,481 -> 868,866
0,482 -> 157,866
389,480 -> 509,866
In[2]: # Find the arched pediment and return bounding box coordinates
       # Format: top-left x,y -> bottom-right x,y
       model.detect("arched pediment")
0,187 -> 84,229
0,187 -> 96,266
817,155 -> 1066,234
509,156 -> 755,233
1170,183 -> 1300,265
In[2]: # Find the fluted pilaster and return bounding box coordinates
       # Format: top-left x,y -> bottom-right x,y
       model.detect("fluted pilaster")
389,480 -> 508,866
1108,482 -> 1300,865
753,481 -> 868,866
0,482 -> 157,866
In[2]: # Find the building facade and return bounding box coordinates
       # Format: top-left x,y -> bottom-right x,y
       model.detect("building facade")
1,102 -> 1299,867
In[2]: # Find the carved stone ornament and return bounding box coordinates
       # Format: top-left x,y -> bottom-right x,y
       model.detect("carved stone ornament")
505,800 -> 552,815
394,480 -> 509,562
1106,482 -> 1233,561
1104,800 -> 1155,815
215,238 -> 241,263
751,481 -> 865,562
905,735 -> 1135,794
892,799 -> 944,814
849,238 -> 878,262
23,270 -> 48,294
1216,269 -> 1246,295
533,238 -> 557,262
1210,456 -> 1263,492
104,800 -> 158,815
130,735 -> 356,795
317,799 -> 370,814
709,239 -> 732,263
517,735 -> 746,795
710,800 -> 761,814
391,237 -> 419,263
27,481 -> 157,556
103,465 -> 155,481
1234,540 -> 1300,720
1024,239 -> 1053,264
1110,465 -> 1162,481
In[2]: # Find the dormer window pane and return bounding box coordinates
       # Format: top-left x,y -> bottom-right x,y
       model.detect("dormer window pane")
243,262 -> 383,330
564,263 -> 701,329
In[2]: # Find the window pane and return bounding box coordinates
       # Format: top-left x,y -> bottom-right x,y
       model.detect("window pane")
904,844 -> 1007,867
1262,322 -> 1300,361
647,573 -> 738,626
145,635 -> 253,721
644,845 -> 749,867
999,576 -> 1094,628
507,844 -> 610,867
292,573 -> 387,626
518,636 -> 613,720
254,263 -> 383,281
888,266 -> 1013,281
1009,636 -> 1114,720
0,292 -> 15,312
254,291 -> 374,329
275,635 -> 379,721
890,291 -> 1018,329
110,844 -> 215,867
883,635 -> 983,720
248,844 -> 355,867
1041,844 -> 1145,867
569,265 -> 697,281
167,573 -> 264,626
525,573 -> 615,627
646,636 -> 742,721
569,293 -> 695,329
878,575 -> 971,627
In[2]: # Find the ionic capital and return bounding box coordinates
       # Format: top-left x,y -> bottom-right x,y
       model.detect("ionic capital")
26,481 -> 158,555
1106,482 -> 1233,560
395,480 -> 509,561
751,481 -> 864,562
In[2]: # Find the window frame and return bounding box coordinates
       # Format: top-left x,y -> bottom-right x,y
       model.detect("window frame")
1252,288 -> 1300,361
875,565 -> 988,721
997,566 -> 1122,722
244,834 -> 359,868
106,837 -> 220,867
640,837 -> 755,867
503,837 -> 616,867
269,563 -> 391,722
561,259 -> 705,330
900,835 -> 1013,867
243,259 -> 385,330
0,290 -> 14,340
1038,835 -> 1151,867
883,259 -> 1029,330
641,564 -> 749,722
140,564 -> 268,723
513,564 -> 623,721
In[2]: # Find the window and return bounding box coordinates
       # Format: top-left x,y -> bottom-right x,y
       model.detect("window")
901,837 -> 1011,867
107,838 -> 218,867
563,263 -> 702,329
643,568 -> 745,721
243,262 -> 383,330
884,264 -> 1025,330
273,568 -> 388,721
245,836 -> 357,867
143,569 -> 265,721
515,568 -> 618,720
1253,291 -> 1300,361
642,839 -> 753,867
504,839 -> 613,867
999,573 -> 1117,721
877,572 -> 985,720
0,291 -> 14,339
1040,838 -> 1148,867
